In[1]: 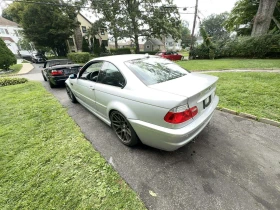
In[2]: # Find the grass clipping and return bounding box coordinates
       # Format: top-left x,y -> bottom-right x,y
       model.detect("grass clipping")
0,82 -> 146,209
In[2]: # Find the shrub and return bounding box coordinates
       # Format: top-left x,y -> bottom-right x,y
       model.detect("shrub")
0,77 -> 28,87
110,48 -> 131,55
0,39 -> 17,70
82,37 -> 90,52
67,52 -> 90,63
193,34 -> 280,59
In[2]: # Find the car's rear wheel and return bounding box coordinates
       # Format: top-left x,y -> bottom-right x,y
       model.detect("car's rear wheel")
49,80 -> 55,88
66,85 -> 77,103
110,111 -> 139,147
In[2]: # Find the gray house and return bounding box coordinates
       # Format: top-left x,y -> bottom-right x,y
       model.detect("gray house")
144,38 -> 164,51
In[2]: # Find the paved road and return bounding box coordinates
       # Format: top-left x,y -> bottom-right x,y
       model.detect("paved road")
23,64 -> 280,210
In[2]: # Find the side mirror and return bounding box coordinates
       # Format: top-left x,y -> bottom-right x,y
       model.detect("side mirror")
69,74 -> 77,79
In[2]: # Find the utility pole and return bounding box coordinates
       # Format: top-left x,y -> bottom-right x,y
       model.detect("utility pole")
189,0 -> 198,60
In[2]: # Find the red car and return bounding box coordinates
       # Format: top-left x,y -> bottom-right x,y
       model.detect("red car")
156,51 -> 184,61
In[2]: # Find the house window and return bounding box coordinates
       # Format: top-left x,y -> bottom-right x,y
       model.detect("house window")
100,29 -> 105,35
81,26 -> 87,33
5,29 -> 9,34
0,28 -> 5,34
169,42 -> 173,46
102,40 -> 108,46
146,45 -> 150,49
165,42 -> 168,46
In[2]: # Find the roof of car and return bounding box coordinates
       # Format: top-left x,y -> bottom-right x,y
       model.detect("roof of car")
91,54 -> 158,63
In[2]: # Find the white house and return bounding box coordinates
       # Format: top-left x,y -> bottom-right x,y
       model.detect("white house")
162,35 -> 182,51
0,16 -> 31,56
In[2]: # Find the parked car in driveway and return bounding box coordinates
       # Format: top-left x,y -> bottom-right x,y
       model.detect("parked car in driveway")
156,51 -> 184,61
32,53 -> 46,63
41,59 -> 82,88
65,54 -> 219,151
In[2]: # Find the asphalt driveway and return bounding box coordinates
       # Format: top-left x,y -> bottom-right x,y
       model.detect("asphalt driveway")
22,64 -> 280,210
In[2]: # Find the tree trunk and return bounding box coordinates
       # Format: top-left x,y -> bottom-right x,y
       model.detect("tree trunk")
114,35 -> 118,49
135,34 -> 139,53
251,0 -> 278,37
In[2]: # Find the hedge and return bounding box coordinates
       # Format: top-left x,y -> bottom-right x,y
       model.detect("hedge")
110,48 -> 131,55
0,77 -> 28,87
192,34 -> 280,59
67,52 -> 91,63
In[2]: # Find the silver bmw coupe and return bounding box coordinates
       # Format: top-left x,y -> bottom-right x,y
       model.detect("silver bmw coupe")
65,54 -> 219,151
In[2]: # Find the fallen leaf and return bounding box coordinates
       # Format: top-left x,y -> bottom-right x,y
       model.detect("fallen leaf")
149,190 -> 157,197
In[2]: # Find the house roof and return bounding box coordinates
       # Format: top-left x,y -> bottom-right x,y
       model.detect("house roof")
1,37 -> 15,43
0,16 -> 18,27
148,38 -> 164,46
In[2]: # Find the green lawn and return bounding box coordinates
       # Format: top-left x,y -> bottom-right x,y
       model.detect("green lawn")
0,64 -> 23,73
177,59 -> 280,71
206,72 -> 280,122
0,82 -> 146,209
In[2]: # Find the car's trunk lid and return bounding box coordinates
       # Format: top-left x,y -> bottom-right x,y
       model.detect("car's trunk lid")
149,73 -> 218,124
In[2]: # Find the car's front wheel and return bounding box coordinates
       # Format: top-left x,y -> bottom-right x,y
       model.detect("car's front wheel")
110,111 -> 139,147
66,85 -> 77,103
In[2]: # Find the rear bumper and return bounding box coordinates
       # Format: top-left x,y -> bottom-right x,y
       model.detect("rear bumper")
49,76 -> 68,85
129,95 -> 219,151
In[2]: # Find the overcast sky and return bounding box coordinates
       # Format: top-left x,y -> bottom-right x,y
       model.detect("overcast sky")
174,0 -> 238,29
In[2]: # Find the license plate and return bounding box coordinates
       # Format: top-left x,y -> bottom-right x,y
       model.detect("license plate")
203,95 -> 212,109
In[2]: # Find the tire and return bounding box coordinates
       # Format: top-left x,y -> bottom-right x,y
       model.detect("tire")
110,111 -> 139,147
181,56 -> 184,61
66,85 -> 77,103
42,72 -> 47,81
49,80 -> 55,88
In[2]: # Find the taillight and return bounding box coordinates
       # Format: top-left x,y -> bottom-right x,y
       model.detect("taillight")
51,70 -> 64,76
164,105 -> 198,124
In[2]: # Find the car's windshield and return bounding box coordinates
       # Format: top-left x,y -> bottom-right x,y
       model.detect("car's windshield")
125,57 -> 189,85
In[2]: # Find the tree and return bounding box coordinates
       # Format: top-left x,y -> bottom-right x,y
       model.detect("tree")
82,37 -> 90,52
4,0 -> 79,56
90,1 -> 126,49
224,0 -> 280,35
89,0 -> 181,53
251,0 -> 279,36
181,21 -> 191,47
0,39 -> 16,71
199,26 -> 215,59
201,13 -> 230,41
93,37 -> 101,55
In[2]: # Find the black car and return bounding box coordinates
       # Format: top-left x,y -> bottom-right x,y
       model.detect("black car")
41,59 -> 82,88
32,53 -> 46,63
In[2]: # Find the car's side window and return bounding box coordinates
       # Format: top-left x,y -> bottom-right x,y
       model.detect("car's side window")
80,62 -> 103,81
97,62 -> 125,87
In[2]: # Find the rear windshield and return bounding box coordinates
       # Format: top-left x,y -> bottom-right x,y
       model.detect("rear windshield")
125,57 -> 189,85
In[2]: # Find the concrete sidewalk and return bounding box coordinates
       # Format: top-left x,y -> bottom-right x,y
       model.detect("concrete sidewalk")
17,63 -> 34,75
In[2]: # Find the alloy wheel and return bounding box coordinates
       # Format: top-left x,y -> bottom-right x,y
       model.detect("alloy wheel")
111,112 -> 132,144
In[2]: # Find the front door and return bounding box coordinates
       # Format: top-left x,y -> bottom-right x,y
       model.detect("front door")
74,62 -> 104,111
